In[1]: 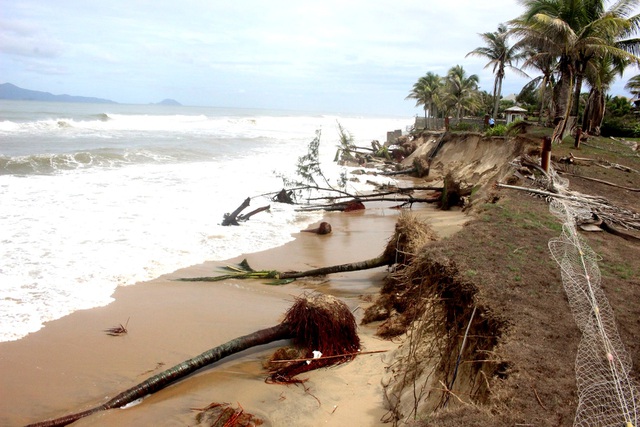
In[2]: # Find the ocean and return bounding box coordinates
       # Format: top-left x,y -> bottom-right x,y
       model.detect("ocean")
0,100 -> 412,342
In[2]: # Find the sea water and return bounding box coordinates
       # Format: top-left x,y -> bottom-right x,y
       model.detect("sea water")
0,100 -> 412,342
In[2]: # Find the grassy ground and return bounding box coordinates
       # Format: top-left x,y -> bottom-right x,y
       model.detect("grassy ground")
370,126 -> 640,426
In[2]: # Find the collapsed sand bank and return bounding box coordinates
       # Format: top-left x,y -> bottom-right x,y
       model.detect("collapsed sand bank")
0,204 -> 467,427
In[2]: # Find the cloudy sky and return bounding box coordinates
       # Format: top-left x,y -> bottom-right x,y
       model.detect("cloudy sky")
1,1 -> 637,115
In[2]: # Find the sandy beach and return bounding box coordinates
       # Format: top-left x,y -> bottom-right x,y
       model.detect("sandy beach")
0,203 -> 467,427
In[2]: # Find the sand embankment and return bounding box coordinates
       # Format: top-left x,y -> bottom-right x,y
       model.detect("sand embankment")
404,132 -> 524,187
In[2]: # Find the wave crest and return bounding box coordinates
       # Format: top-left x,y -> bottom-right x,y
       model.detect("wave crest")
0,150 -> 172,175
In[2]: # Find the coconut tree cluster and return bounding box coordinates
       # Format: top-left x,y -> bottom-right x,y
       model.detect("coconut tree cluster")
409,0 -> 640,139
406,65 -> 483,128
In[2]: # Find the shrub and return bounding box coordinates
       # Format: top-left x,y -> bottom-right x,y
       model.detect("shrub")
601,116 -> 637,137
451,122 -> 480,132
485,124 -> 508,136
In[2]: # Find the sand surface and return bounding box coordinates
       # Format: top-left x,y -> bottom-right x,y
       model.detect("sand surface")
0,204 -> 467,427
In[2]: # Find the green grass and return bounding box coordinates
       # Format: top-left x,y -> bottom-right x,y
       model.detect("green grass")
465,269 -> 478,278
600,261 -> 638,281
480,201 -> 563,234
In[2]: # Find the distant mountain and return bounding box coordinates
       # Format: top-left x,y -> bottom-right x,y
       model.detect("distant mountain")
0,83 -> 117,104
156,98 -> 182,106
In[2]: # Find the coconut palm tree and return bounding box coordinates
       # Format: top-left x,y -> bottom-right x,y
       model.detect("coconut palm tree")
510,0 -> 640,140
518,43 -> 559,123
582,55 -> 626,134
406,72 -> 442,128
467,23 -> 528,119
446,65 -> 480,121
624,74 -> 640,97
433,88 -> 454,126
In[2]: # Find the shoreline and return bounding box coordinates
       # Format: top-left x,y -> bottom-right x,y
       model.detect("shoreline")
0,204 -> 467,427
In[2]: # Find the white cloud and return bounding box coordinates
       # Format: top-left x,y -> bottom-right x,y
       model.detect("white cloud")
1,0 -> 634,114
0,18 -> 64,58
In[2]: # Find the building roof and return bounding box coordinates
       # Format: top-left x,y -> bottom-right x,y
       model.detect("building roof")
504,106 -> 527,113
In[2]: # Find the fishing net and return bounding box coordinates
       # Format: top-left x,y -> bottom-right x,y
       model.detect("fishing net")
547,169 -> 638,427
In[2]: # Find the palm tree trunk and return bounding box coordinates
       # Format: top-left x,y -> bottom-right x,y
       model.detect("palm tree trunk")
279,255 -> 391,279
492,75 -> 502,119
552,75 -> 575,144
582,89 -> 605,135
538,76 -> 549,124
495,77 -> 503,119
553,60 -> 572,124
28,324 -> 292,427
433,105 -> 439,129
571,65 -> 586,118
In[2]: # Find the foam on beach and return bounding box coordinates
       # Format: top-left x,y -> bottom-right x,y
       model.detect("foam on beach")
0,101 -> 412,342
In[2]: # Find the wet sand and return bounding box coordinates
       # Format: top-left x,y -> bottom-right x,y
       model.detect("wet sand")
0,204 -> 467,427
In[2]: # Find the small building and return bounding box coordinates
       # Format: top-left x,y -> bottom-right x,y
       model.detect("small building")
504,106 -> 527,125
386,129 -> 402,145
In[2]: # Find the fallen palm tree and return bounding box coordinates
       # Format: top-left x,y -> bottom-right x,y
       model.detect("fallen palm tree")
178,211 -> 438,284
27,294 -> 360,427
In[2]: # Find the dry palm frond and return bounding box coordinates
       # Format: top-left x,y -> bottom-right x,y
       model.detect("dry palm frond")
192,401 -> 263,426
104,318 -> 129,336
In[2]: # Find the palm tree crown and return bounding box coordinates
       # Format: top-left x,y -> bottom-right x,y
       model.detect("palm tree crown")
625,74 -> 640,97
446,65 -> 481,120
510,0 -> 640,137
467,23 -> 528,118
405,72 -> 442,123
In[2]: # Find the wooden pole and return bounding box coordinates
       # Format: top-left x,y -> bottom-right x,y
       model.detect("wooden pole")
541,136 -> 552,173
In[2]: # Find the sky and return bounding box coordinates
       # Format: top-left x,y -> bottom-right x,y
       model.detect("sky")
1,0 -> 638,116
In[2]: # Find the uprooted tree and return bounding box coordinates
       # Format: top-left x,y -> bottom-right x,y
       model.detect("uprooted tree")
220,125 -> 472,225
27,294 -> 361,427
221,197 -> 271,226
182,211 -> 437,284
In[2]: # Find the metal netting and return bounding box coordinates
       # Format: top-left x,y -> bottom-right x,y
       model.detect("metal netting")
547,168 -> 638,427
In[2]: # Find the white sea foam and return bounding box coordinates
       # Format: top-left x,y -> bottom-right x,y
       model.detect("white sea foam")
0,101 -> 412,342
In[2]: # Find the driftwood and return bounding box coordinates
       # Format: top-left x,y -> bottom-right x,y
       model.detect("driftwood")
273,188 -> 294,204
557,170 -> 640,192
383,167 -> 418,176
306,186 -> 444,202
496,182 -> 640,236
561,153 -> 640,175
296,194 -> 444,213
609,136 -> 639,151
302,222 -> 332,234
222,197 -> 270,226
27,295 -> 360,427
239,205 -> 271,220
296,199 -> 366,212
599,219 -> 640,243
